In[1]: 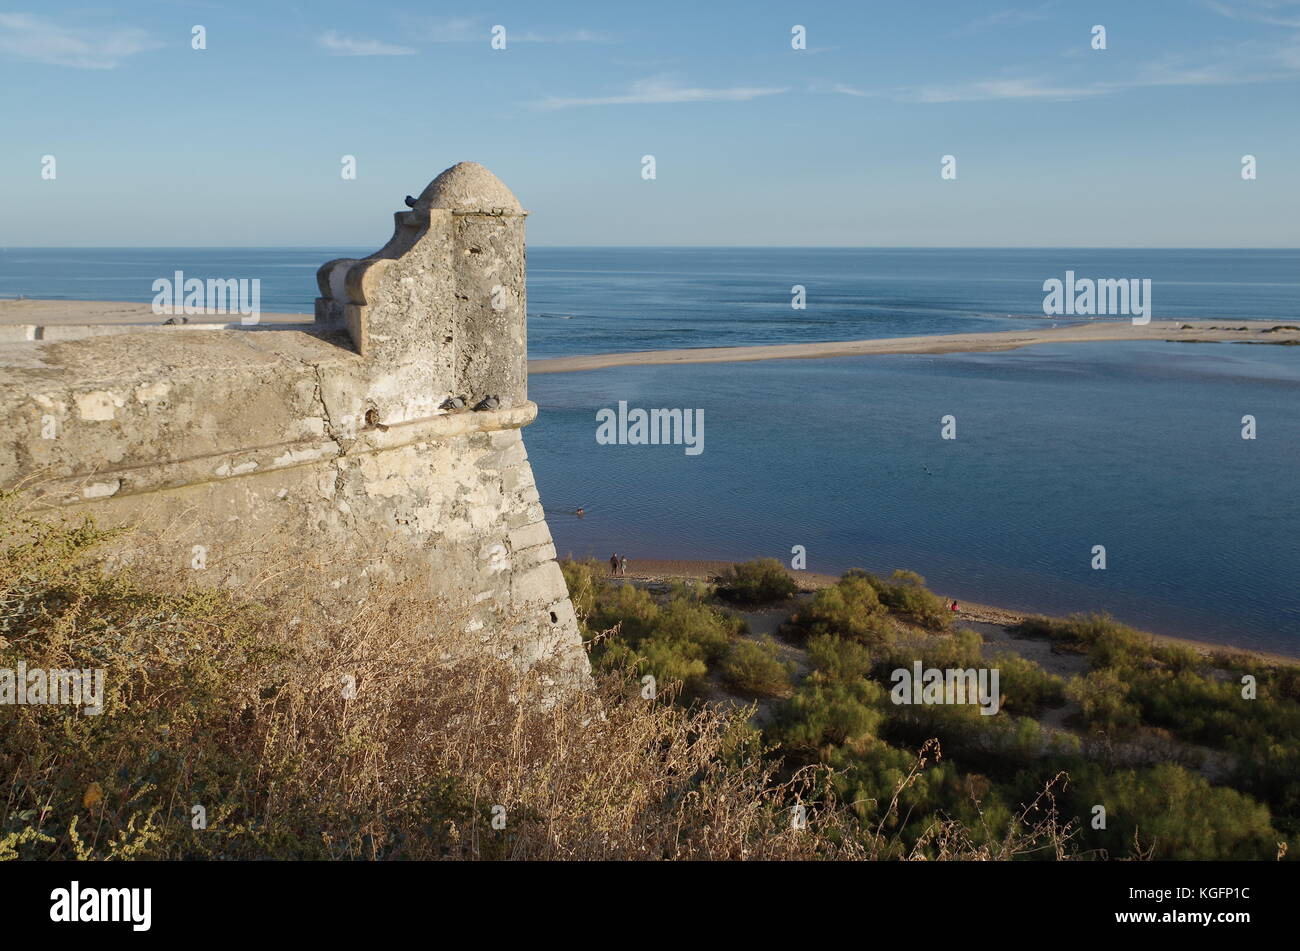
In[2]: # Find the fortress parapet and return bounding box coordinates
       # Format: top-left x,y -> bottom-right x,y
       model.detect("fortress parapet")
0,163 -> 588,690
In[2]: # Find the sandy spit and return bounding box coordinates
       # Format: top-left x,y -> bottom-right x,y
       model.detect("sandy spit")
530,319 -> 1300,373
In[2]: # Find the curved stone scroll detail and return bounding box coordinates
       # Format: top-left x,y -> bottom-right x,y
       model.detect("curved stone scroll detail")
314,162 -> 528,410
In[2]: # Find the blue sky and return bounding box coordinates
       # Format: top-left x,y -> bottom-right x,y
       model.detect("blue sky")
1,0 -> 1298,247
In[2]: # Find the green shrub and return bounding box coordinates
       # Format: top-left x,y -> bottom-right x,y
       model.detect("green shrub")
715,558 -> 798,605
876,630 -> 984,684
1014,613 -> 1144,668
773,678 -> 886,753
864,570 -> 952,631
1070,764 -> 1278,860
1066,668 -> 1141,737
1150,642 -> 1202,672
559,558 -> 608,633
806,635 -> 875,682
654,598 -> 743,663
720,637 -> 795,698
589,593 -> 744,701
637,638 -> 710,699
667,579 -> 715,602
591,583 -> 660,643
989,652 -> 1065,716
791,575 -> 893,645
829,741 -> 1029,855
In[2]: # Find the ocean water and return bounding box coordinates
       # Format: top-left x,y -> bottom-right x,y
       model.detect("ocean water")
3,247 -> 1299,358
527,248 -> 1300,358
2,249 -> 1298,652
530,342 -> 1300,655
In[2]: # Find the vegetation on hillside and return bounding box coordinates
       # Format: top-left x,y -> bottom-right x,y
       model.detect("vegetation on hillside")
2,506 -> 1290,862
1,503 -> 1066,860
0,501 -> 859,860
566,559 -> 1296,861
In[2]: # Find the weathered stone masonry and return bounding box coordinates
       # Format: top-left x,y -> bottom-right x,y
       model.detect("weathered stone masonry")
0,162 -> 590,690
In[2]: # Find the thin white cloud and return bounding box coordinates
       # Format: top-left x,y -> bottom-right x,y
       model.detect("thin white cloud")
422,18 -> 614,44
1127,42 -> 1300,88
537,77 -> 786,109
1204,0 -> 1300,28
0,12 -> 158,69
829,76 -> 1113,103
962,5 -> 1056,31
905,77 -> 1113,102
318,31 -> 415,56
835,44 -> 1300,104
422,18 -> 479,42
512,29 -> 616,43
846,2 -> 1300,102
831,83 -> 876,98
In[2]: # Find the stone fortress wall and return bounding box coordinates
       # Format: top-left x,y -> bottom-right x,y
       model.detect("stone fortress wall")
0,162 -> 590,690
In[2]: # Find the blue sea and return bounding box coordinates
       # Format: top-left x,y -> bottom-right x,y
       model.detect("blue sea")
4,247 -> 1300,357
3,248 -> 1298,653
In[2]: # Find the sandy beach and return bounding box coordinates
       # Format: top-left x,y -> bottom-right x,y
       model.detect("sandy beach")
531,319 -> 1300,373
3,303 -> 1296,367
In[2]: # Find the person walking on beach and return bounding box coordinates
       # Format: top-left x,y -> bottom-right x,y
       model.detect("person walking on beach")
609,553 -> 619,576
620,555 -> 629,577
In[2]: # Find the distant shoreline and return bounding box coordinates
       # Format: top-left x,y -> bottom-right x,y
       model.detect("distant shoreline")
612,558 -> 1300,668
3,303 -> 1297,367
531,319 -> 1300,373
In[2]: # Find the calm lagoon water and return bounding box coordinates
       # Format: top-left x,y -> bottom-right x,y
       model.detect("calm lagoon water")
528,342 -> 1300,655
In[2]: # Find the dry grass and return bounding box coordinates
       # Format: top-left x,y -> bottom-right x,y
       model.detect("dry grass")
0,493 -> 1072,860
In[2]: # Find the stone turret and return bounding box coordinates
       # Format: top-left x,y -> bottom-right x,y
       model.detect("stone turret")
315,162 -> 527,409
0,162 -> 589,692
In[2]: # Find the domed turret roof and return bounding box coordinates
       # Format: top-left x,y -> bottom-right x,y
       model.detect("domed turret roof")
417,162 -> 522,213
